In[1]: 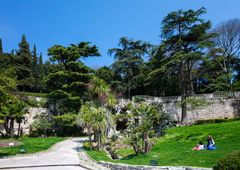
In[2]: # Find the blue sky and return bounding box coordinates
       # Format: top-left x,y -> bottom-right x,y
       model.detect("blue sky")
0,0 -> 240,68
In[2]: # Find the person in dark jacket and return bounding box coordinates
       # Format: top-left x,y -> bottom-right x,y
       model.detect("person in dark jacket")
207,135 -> 216,150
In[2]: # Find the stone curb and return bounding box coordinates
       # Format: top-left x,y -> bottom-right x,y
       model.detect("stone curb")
98,161 -> 213,170
83,149 -> 212,170
0,164 -> 91,170
77,144 -> 109,170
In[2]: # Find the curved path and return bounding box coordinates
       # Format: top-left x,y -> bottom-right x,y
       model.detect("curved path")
0,138 -> 108,170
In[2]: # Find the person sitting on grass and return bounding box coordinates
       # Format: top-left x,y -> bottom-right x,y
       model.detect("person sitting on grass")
207,135 -> 216,150
192,141 -> 205,150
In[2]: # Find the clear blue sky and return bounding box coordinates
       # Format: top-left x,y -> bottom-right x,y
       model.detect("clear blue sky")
0,0 -> 240,68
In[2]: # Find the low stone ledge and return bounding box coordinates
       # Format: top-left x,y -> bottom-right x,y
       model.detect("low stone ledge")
97,161 -> 212,170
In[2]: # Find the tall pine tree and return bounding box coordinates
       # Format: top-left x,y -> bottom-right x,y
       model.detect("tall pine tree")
46,42 -> 100,135
15,35 -> 34,91
151,8 -> 215,123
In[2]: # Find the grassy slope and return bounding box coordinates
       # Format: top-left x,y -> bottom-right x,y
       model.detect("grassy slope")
0,137 -> 64,157
85,120 -> 240,167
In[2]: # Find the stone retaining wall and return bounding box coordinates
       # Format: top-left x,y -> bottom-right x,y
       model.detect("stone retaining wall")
117,93 -> 240,123
164,99 -> 240,123
21,107 -> 51,134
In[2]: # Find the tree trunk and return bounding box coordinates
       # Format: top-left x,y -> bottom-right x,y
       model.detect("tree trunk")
0,131 -> 4,136
17,121 -> 21,137
93,132 -> 97,142
180,62 -> 187,124
226,55 -> 232,92
227,68 -> 232,92
106,109 -> 110,137
187,60 -> 194,95
181,95 -> 187,123
157,122 -> 162,137
10,117 -> 15,137
154,90 -> 157,96
128,78 -> 131,99
3,117 -> 10,136
189,69 -> 194,95
133,145 -> 138,155
88,133 -> 92,150
128,88 -> 131,100
144,133 -> 149,154
97,130 -> 101,150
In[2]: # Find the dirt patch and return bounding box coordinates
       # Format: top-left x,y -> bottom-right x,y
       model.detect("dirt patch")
111,140 -> 129,150
0,139 -> 22,148
113,143 -> 129,150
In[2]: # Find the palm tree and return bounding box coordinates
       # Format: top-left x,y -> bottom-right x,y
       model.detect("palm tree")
91,106 -> 107,150
89,76 -> 117,137
105,93 -> 117,137
89,76 -> 110,105
1,98 -> 26,137
77,103 -> 94,149
130,103 -> 159,154
77,103 -> 107,150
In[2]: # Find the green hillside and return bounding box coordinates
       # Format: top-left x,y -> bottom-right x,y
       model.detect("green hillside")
85,120 -> 240,168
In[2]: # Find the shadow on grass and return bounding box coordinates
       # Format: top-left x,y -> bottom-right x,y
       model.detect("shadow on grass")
120,153 -> 138,160
0,152 -> 12,158
0,144 -> 26,158
82,146 -> 91,151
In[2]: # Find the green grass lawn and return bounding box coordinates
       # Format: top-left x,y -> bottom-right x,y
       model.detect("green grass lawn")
0,137 -> 64,157
85,120 -> 240,168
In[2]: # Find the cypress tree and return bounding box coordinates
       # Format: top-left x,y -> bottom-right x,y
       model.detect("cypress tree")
31,44 -> 38,78
11,49 -> 15,55
16,34 -> 32,68
0,38 -> 3,56
15,35 -> 33,91
37,53 -> 46,92
38,53 -> 44,78
39,52 -> 43,65
0,39 -> 3,69
32,44 -> 38,66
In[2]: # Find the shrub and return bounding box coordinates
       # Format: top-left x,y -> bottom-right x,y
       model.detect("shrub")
25,98 -> 39,107
110,134 -> 118,142
25,97 -> 46,107
110,150 -> 119,159
29,114 -> 53,137
213,151 -> 240,170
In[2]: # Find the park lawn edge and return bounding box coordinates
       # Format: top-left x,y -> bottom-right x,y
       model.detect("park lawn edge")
0,137 -> 65,158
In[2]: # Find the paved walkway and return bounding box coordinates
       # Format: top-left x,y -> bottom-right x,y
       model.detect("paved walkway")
0,138 -> 108,170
